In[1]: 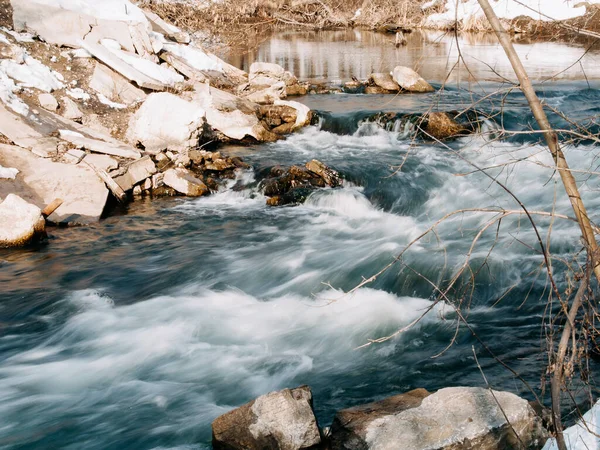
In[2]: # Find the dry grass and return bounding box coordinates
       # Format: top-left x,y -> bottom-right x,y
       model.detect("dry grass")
140,0 -> 439,50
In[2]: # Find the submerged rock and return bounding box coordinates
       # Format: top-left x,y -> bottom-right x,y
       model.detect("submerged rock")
392,66 -> 435,93
330,386 -> 549,450
424,112 -> 469,140
261,160 -> 341,206
0,194 -> 45,247
212,385 -> 322,450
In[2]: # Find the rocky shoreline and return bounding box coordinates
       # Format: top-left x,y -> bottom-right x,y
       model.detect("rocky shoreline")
211,384 -> 551,450
0,0 -> 479,248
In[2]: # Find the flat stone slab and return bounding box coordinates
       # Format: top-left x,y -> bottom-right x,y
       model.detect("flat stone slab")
0,144 -> 109,224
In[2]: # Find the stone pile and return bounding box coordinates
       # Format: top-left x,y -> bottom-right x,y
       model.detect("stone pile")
212,385 -> 551,450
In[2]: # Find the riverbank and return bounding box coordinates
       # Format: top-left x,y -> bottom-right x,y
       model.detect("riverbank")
142,0 -> 600,54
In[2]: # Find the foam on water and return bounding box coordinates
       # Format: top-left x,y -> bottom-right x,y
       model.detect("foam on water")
0,287 -> 439,447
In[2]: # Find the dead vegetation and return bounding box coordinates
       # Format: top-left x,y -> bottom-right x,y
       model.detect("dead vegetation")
139,0 -> 441,51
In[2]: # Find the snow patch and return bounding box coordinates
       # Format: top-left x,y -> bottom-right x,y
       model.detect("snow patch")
0,166 -> 19,179
97,93 -> 127,109
425,0 -> 600,27
0,27 -> 35,43
0,53 -> 64,92
162,42 -> 223,72
67,88 -> 91,101
543,400 -> 600,450
0,70 -> 29,116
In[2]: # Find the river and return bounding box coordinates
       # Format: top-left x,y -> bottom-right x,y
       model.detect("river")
1,30 -> 600,449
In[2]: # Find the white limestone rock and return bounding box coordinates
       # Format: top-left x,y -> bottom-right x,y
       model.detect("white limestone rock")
163,168 -> 208,197
38,93 -> 58,111
392,66 -> 435,93
190,84 -> 276,143
212,385 -> 322,450
330,387 -> 548,450
0,144 -> 109,224
126,92 -> 206,153
249,62 -> 286,87
0,194 -> 45,247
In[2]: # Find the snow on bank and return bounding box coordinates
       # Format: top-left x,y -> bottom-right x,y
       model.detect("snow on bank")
0,70 -> 29,116
0,53 -> 64,93
22,0 -> 147,23
543,400 -> 600,450
425,0 -> 600,28
0,166 -> 19,179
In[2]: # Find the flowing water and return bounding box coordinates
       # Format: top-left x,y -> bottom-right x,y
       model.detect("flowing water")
2,31 -> 600,449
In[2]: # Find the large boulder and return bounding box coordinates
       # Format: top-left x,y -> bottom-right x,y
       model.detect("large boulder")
11,0 -> 150,52
330,387 -> 549,450
392,66 -> 435,93
0,144 -> 109,224
243,81 -> 286,104
126,92 -> 206,153
114,156 -> 157,191
0,194 -> 45,247
274,100 -> 312,131
212,385 -> 322,450
189,84 -> 277,143
249,62 -> 287,87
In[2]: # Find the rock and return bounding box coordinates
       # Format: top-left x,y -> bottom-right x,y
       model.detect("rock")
244,81 -> 286,105
258,105 -> 298,127
261,161 -> 340,206
38,93 -> 59,111
89,62 -> 147,106
31,137 -> 60,158
364,86 -> 395,94
271,122 -> 296,135
274,100 -> 312,131
64,149 -> 86,164
330,387 -> 549,450
190,84 -> 277,144
286,84 -> 308,96
370,73 -> 400,91
163,168 -> 208,196
61,97 -> 83,121
126,92 -> 206,153
59,129 -> 141,160
0,194 -> 45,247
12,0 -> 150,52
83,154 -> 119,172
249,62 -> 286,87
305,159 -> 341,187
151,172 -> 164,189
424,112 -> 468,140
212,385 -> 322,450
114,156 -> 157,191
204,159 -> 235,171
0,144 -> 109,224
392,66 -> 435,93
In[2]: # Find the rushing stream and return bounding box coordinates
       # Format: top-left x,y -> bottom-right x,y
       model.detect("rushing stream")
2,31 -> 600,449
